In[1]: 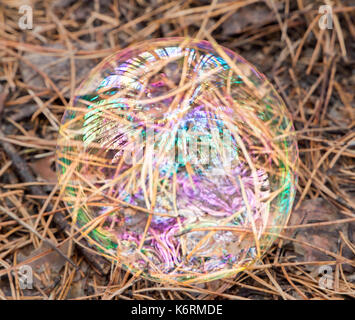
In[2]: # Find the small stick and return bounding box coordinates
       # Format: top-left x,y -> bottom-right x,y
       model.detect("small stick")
0,97 -> 110,276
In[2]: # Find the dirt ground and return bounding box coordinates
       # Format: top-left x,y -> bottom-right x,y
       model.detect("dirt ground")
0,0 -> 354,300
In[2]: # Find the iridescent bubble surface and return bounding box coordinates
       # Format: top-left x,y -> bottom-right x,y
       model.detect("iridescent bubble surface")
57,38 -> 298,283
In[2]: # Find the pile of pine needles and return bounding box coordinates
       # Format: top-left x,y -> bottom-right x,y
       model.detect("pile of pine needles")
0,0 -> 354,300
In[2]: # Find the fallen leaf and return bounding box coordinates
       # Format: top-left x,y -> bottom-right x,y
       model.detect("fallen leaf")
221,4 -> 274,36
29,155 -> 57,183
285,198 -> 355,273
17,241 -> 70,288
20,43 -> 97,98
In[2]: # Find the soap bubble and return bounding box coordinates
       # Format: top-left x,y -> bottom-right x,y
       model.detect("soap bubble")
57,38 -> 298,283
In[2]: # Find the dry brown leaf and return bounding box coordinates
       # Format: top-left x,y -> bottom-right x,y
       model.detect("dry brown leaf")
286,198 -> 355,273
20,43 -> 97,97
17,241 -> 70,288
29,155 -> 57,183
221,4 -> 273,36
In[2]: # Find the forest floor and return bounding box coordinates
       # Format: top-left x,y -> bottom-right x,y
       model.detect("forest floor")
0,0 -> 354,300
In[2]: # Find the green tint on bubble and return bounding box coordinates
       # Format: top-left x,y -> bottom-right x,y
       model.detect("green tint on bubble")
57,38 -> 298,284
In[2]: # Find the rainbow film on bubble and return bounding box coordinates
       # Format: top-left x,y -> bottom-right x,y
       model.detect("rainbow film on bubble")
57,38 -> 298,283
